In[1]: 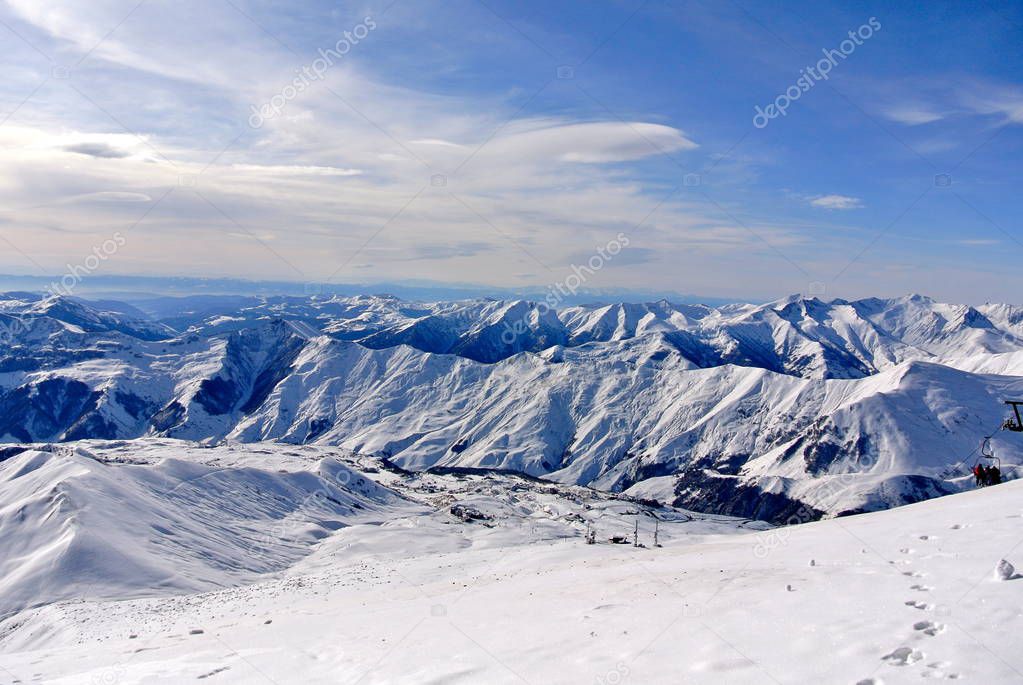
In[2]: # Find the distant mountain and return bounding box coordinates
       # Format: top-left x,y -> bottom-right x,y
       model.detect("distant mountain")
0,292 -> 177,341
0,292 -> 1021,522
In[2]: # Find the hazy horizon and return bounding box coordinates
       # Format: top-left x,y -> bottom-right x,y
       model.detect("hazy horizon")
2,271 -> 1016,309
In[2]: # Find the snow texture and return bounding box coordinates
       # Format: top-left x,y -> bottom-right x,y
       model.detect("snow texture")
2,441 -> 1022,683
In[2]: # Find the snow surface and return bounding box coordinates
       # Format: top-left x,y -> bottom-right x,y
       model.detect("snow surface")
2,441 -> 1022,683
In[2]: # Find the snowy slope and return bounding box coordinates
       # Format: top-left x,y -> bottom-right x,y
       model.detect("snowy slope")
0,441 -> 411,615
0,440 -> 755,616
2,440 -> 1022,683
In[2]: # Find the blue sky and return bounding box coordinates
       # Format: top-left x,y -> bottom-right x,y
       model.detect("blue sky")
0,0 -> 1021,303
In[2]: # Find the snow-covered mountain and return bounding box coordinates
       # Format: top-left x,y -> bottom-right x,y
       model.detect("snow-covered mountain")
2,291 -> 1022,522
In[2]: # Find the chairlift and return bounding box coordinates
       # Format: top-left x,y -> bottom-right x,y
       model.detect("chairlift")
1001,400 -> 1023,432
974,436 -> 1001,471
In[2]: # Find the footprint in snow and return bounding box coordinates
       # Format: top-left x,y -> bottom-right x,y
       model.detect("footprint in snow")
910,584 -> 934,592
198,666 -> 230,679
883,646 -> 924,666
899,548 -> 916,555
913,621 -> 946,636
926,660 -> 961,677
902,570 -> 926,578
905,600 -> 933,611
919,535 -> 937,541
924,669 -> 961,680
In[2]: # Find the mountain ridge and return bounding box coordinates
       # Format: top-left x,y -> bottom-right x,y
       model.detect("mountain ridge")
1,292 -> 1021,522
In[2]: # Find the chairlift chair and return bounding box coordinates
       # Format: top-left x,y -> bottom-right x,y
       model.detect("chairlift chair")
974,436 -> 1001,472
1002,400 -> 1023,432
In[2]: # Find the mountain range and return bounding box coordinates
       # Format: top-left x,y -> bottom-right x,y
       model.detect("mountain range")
1,290 -> 1021,523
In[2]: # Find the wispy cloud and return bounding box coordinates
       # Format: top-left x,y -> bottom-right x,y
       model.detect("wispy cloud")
955,238 -> 1000,246
228,164 -> 363,177
881,105 -> 946,126
809,194 -> 863,210
960,82 -> 1023,124
63,142 -> 133,158
880,79 -> 1023,127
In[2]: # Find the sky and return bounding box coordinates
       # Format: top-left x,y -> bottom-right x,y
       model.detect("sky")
0,0 -> 1021,304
